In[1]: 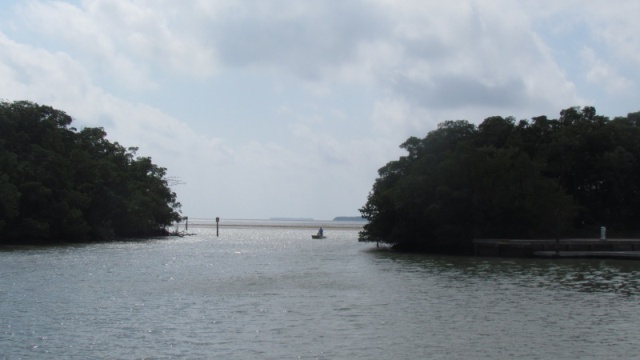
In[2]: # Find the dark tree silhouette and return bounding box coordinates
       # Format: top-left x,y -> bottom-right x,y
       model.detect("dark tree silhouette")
0,100 -> 182,244
360,106 -> 640,253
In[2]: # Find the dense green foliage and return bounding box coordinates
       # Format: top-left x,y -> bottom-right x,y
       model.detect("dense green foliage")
359,106 -> 640,253
0,101 -> 182,244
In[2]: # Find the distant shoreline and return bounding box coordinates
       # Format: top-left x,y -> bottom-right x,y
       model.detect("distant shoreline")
333,216 -> 367,222
269,217 -> 314,221
177,218 -> 366,230
190,224 -> 364,230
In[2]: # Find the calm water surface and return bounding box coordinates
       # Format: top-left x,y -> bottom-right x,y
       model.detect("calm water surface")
2,224 -> 640,359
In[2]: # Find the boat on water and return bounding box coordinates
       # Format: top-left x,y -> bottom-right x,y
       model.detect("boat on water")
312,227 -> 325,239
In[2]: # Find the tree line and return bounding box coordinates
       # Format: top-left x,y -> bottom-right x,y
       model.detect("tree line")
0,101 -> 182,244
359,106 -> 640,253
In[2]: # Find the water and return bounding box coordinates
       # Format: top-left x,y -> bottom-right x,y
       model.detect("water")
2,223 -> 640,359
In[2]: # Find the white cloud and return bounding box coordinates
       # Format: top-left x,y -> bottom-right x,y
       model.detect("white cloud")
372,98 -> 429,138
582,47 -> 634,95
0,31 -> 97,109
581,2 -> 640,67
17,0 -> 218,89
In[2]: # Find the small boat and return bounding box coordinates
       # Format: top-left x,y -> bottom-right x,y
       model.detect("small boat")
312,227 -> 325,239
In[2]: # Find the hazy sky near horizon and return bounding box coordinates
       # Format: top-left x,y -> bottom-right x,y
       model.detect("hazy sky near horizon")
1,1 -> 639,220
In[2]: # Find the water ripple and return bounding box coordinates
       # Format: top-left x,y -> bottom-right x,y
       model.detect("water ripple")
2,229 -> 640,359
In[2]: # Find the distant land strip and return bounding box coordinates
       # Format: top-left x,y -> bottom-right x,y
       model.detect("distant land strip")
177,218 -> 366,230
333,216 -> 367,222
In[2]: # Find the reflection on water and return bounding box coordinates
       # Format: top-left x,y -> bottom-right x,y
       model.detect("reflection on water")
1,226 -> 640,359
369,247 -> 640,295
365,248 -> 640,359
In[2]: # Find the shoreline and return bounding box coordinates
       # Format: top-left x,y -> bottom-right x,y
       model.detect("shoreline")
176,219 -> 366,230
186,223 -> 365,230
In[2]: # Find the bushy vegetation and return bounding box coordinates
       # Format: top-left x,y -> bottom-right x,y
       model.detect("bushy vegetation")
359,106 -> 640,253
0,100 -> 182,244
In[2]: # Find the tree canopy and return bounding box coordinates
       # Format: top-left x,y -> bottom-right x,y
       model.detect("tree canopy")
0,100 -> 182,244
359,106 -> 640,253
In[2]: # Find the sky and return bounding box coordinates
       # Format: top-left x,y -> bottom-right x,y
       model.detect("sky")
1,1 -> 639,220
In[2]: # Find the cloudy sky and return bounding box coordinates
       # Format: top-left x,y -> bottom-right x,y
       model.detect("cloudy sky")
1,1 -> 639,220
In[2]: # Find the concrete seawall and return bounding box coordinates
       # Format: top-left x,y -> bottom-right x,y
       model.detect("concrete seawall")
473,238 -> 640,258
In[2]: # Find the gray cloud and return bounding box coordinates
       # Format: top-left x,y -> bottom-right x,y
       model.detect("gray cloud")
210,1 -> 389,79
402,37 -> 455,63
394,74 -> 528,109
